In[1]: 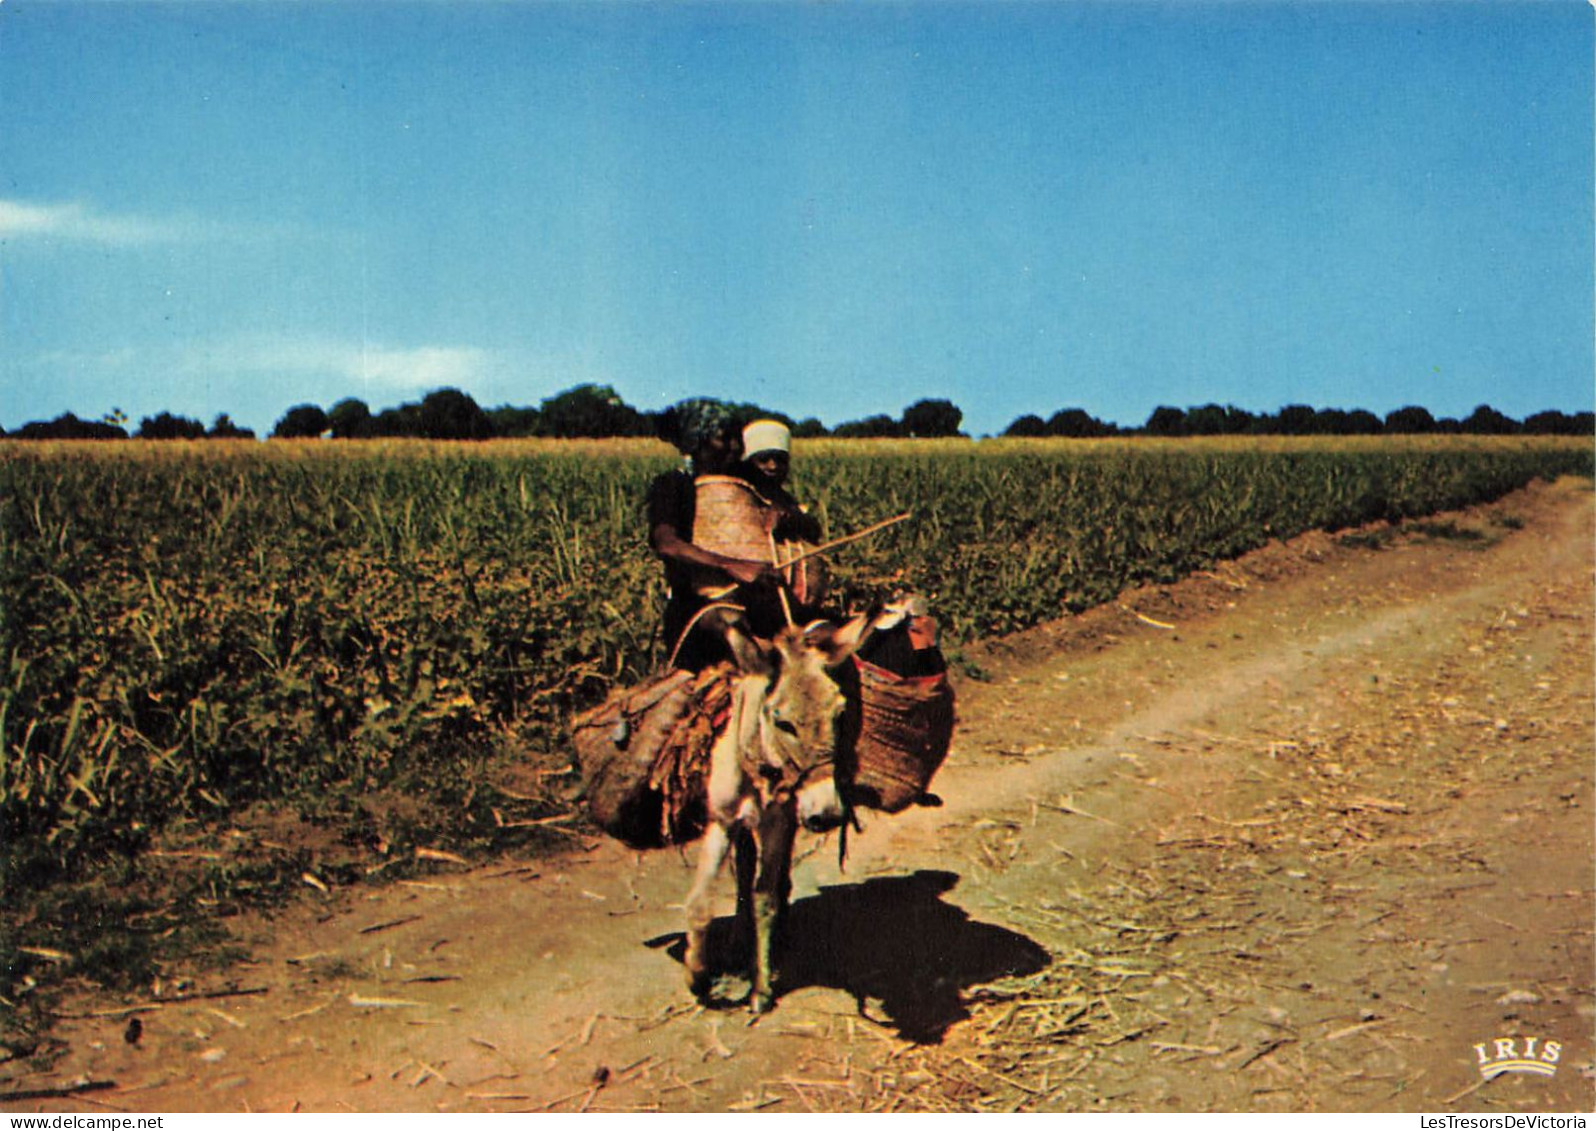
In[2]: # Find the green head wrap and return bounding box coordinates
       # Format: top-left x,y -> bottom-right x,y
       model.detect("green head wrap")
668,398 -> 735,457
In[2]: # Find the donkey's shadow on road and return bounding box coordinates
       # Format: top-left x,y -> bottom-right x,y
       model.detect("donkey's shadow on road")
650,869 -> 1049,1045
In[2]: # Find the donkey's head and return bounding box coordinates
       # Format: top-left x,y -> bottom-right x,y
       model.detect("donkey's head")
723,613 -> 883,833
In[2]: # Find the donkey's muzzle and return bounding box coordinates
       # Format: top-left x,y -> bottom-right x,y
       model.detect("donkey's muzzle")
802,809 -> 847,834
795,770 -> 846,834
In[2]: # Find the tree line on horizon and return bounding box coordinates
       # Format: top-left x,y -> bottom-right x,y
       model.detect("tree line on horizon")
5,382 -> 1592,443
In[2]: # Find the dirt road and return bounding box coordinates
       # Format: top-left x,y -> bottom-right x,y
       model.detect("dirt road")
10,477 -> 1593,1114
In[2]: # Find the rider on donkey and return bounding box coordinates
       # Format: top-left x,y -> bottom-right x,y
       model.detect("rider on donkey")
646,398 -> 783,671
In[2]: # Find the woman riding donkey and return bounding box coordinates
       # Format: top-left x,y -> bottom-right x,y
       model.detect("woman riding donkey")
647,399 -> 794,672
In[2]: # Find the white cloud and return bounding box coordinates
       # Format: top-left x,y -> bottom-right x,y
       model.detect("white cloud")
352,345 -> 490,392
201,337 -> 494,393
0,198 -> 286,246
0,199 -> 194,246
29,336 -> 496,396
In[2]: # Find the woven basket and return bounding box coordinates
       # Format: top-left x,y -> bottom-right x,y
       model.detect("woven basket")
849,657 -> 955,813
694,475 -> 773,555
692,475 -> 830,609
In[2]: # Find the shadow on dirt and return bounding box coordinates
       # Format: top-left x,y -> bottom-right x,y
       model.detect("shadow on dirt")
651,870 -> 1049,1044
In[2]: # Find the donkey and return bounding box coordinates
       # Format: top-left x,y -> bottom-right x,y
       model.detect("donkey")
682,611 -> 886,1014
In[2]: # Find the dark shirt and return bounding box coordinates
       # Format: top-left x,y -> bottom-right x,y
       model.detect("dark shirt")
645,468 -> 700,611
645,467 -> 822,668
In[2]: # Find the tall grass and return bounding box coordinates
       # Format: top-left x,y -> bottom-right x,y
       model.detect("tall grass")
1,435 -> 1589,883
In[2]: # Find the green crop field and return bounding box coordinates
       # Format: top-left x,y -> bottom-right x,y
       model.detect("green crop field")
2,435 -> 1591,889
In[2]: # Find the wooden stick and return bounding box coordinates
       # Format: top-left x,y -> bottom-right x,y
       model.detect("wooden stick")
1442,1077 -> 1488,1105
359,914 -> 423,935
0,1080 -> 116,1102
1324,1018 -> 1394,1042
769,531 -> 796,628
777,512 -> 912,569
701,512 -> 911,600
1234,1037 -> 1295,1071
67,986 -> 269,1019
1119,605 -> 1176,630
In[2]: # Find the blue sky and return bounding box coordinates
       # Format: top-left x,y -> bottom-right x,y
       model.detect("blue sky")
2,1 -> 1590,437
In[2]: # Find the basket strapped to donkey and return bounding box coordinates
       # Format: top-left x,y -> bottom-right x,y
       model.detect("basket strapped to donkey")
571,663 -> 736,849
848,614 -> 955,813
571,612 -> 954,846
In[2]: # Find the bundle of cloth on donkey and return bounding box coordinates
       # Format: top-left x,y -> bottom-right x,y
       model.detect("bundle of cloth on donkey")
570,401 -> 954,1012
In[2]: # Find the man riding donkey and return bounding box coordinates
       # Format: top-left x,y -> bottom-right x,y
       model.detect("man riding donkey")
644,397 -> 948,794
574,397 -> 955,1012
646,401 -> 826,671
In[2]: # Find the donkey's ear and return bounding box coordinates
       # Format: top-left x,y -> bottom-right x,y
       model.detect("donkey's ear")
813,611 -> 875,668
723,618 -> 775,678
815,596 -> 927,668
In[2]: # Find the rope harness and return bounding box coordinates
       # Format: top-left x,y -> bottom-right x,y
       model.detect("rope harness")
665,600 -> 860,864
665,600 -> 748,671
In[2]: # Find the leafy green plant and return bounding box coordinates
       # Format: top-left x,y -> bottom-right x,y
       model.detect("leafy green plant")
0,435 -> 1588,891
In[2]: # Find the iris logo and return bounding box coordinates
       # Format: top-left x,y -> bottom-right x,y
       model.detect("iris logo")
1473,1037 -> 1562,1079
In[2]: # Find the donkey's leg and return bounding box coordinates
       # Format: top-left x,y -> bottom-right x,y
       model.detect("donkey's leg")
749,800 -> 797,1014
683,821 -> 731,999
731,823 -> 758,964
693,683 -> 757,1000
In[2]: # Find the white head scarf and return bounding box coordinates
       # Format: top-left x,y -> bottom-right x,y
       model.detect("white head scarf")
742,419 -> 791,459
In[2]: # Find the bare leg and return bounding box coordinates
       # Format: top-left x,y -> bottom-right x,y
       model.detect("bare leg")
683,822 -> 730,999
